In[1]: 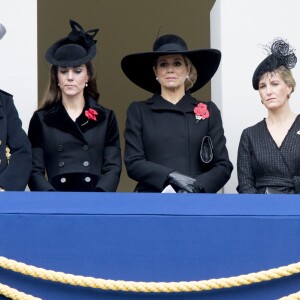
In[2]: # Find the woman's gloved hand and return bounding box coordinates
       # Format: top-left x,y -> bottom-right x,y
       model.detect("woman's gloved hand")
167,171 -> 200,193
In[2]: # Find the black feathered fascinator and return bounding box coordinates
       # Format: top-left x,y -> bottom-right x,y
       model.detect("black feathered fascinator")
45,20 -> 99,67
252,38 -> 297,90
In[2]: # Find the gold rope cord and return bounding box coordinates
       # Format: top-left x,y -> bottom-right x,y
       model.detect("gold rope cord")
0,282 -> 40,300
1,256 -> 300,299
279,291 -> 300,300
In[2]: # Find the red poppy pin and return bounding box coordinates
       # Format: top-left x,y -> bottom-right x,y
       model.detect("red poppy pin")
81,108 -> 98,126
194,103 -> 210,122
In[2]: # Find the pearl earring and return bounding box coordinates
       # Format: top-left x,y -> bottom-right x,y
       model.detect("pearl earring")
156,77 -> 158,81
85,82 -> 88,87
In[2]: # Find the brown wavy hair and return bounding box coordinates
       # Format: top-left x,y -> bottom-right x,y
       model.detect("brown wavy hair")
40,61 -> 99,110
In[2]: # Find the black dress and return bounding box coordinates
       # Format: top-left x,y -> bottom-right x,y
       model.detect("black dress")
237,116 -> 300,194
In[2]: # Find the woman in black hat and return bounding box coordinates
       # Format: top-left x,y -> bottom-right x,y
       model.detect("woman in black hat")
28,20 -> 121,191
121,34 -> 233,193
0,22 -> 32,191
237,38 -> 299,194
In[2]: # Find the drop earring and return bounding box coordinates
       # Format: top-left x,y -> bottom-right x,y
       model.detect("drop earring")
85,82 -> 88,87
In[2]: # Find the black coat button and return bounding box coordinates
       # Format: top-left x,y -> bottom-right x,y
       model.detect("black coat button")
59,161 -> 65,167
83,145 -> 89,151
57,144 -> 63,151
83,161 -> 89,167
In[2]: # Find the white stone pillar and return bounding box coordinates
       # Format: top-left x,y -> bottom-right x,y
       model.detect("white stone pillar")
0,0 -> 37,132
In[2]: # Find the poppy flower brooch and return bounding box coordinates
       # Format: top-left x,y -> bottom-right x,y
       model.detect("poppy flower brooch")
81,108 -> 98,126
194,102 -> 210,122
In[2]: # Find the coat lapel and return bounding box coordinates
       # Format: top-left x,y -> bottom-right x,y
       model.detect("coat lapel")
176,93 -> 200,113
43,97 -> 106,141
146,93 -> 199,113
44,102 -> 84,141
77,97 -> 106,132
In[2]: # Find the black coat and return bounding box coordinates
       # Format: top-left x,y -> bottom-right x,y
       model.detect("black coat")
0,90 -> 32,190
124,93 -> 233,192
237,116 -> 300,194
28,97 -> 121,191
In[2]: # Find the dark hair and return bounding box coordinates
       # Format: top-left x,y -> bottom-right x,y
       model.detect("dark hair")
40,61 -> 99,110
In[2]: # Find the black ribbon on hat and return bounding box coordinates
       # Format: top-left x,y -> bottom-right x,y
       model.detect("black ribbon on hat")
67,19 -> 99,48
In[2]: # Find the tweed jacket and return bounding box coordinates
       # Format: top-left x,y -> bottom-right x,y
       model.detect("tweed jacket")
0,90 -> 32,190
28,97 -> 121,192
237,116 -> 300,194
124,93 -> 233,192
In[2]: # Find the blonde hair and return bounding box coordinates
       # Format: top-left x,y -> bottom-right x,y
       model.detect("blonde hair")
276,66 -> 296,95
183,56 -> 197,91
153,54 -> 198,92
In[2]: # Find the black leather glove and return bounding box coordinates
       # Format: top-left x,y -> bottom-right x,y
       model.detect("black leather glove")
167,171 -> 200,193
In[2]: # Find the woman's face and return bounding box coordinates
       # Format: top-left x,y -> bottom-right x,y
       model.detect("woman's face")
153,54 -> 189,92
258,72 -> 292,110
57,64 -> 89,98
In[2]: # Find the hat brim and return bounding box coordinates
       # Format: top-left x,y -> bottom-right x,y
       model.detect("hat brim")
45,37 -> 96,67
121,49 -> 221,93
252,55 -> 277,90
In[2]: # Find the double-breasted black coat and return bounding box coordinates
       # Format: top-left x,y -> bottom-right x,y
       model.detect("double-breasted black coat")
0,90 -> 32,190
124,93 -> 233,192
28,97 -> 121,191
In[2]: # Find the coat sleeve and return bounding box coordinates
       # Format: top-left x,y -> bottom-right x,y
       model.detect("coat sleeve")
94,110 -> 122,192
124,102 -> 173,191
0,96 -> 32,191
236,129 -> 257,193
195,101 -> 233,193
28,112 -> 56,191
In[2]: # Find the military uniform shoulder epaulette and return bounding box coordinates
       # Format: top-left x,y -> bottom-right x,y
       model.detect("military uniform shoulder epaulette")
0,89 -> 13,97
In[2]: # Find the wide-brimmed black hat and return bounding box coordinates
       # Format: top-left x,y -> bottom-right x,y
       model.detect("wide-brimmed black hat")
252,38 -> 297,90
121,34 -> 221,94
45,20 -> 99,67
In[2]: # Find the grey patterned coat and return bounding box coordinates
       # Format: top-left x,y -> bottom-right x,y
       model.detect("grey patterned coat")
237,116 -> 300,194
